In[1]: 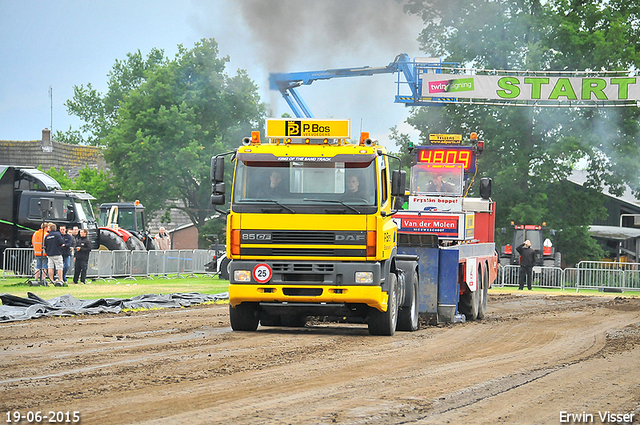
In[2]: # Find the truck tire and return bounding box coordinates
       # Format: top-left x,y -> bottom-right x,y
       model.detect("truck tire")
554,252 -> 562,268
397,269 -> 419,331
99,229 -> 127,251
368,273 -> 398,336
476,267 -> 489,320
219,256 -> 230,280
229,303 -> 259,331
459,282 -> 479,321
125,235 -> 146,251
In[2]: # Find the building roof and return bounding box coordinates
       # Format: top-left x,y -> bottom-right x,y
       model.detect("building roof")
588,225 -> 640,241
568,170 -> 640,208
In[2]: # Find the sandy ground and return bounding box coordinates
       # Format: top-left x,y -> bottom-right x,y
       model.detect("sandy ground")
1,292 -> 639,425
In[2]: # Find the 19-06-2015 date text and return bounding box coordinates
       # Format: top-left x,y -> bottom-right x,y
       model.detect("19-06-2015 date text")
6,411 -> 80,423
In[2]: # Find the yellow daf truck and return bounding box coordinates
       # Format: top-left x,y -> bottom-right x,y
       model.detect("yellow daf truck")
211,118 -> 419,335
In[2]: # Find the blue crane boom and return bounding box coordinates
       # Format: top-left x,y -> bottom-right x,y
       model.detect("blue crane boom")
269,53 -> 458,117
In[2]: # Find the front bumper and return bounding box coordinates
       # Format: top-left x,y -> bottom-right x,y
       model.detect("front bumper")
228,260 -> 388,311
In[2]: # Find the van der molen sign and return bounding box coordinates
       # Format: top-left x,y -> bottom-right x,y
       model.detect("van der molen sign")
420,74 -> 640,104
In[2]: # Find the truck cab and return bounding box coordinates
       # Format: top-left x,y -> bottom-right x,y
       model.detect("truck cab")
212,119 -> 417,335
0,166 -> 99,253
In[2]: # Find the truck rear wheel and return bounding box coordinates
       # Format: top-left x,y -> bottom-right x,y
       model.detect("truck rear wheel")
397,270 -> 419,331
459,285 -> 479,321
229,303 -> 259,331
476,267 -> 488,320
368,273 -> 398,336
99,229 -> 127,251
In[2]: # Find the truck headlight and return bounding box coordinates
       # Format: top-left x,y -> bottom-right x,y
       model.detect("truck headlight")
234,270 -> 252,282
355,272 -> 374,284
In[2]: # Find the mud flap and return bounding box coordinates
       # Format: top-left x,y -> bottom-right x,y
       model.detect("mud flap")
437,249 -> 459,324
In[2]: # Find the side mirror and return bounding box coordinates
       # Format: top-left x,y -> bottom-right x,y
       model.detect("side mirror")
391,170 -> 407,197
38,198 -> 53,220
210,156 -> 225,183
211,181 -> 226,205
479,177 -> 492,199
66,203 -> 75,221
211,194 -> 225,205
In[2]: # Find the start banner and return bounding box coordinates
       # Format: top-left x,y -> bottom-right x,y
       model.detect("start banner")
420,74 -> 640,103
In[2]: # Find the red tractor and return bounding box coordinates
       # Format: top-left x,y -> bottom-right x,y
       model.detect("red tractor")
500,223 -> 561,268
98,201 -> 157,251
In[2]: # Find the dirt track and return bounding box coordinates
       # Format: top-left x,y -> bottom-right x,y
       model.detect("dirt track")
1,292 -> 639,425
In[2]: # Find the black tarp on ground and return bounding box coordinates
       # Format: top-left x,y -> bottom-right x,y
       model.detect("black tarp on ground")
0,292 -> 229,322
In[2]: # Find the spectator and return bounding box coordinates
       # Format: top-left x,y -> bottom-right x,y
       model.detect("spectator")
155,227 -> 171,250
71,226 -> 80,242
44,223 -> 65,285
31,223 -> 49,282
59,226 -> 75,284
73,228 -> 92,284
516,239 -> 536,290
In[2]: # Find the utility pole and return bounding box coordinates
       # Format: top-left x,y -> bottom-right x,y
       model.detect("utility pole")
49,85 -> 53,134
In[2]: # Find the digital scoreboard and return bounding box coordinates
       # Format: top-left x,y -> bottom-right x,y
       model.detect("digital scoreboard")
415,146 -> 477,173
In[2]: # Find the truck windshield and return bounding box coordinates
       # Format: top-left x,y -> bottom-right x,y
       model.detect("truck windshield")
411,163 -> 464,196
233,160 -> 377,206
74,199 -> 96,222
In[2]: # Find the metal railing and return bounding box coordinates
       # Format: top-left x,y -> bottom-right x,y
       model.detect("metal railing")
2,248 -> 219,281
496,262 -> 640,292
497,265 -> 564,290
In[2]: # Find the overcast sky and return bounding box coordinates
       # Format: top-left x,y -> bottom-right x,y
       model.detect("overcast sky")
0,0 -> 425,149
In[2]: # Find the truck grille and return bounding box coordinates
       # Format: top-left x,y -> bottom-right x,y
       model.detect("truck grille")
242,248 -> 366,257
272,231 -> 335,244
272,263 -> 335,273
240,230 -> 367,258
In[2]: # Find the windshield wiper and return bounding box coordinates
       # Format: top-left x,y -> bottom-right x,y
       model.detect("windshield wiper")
302,198 -> 361,214
241,198 -> 295,213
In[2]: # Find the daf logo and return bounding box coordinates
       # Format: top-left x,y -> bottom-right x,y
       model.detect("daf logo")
335,234 -> 365,242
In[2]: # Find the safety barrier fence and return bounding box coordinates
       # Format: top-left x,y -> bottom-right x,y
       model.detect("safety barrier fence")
2,248 -> 217,281
496,262 -> 640,292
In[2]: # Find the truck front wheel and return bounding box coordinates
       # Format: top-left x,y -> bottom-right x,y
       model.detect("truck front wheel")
368,273 -> 398,336
229,303 -> 259,331
397,270 -> 419,331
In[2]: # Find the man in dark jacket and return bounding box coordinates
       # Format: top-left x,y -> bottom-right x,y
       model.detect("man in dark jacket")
73,228 -> 92,284
44,223 -> 66,284
59,226 -> 75,284
516,239 -> 536,290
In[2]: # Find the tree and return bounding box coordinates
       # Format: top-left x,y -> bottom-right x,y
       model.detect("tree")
58,48 -> 167,146
42,166 -> 118,212
401,0 -> 640,264
103,39 -> 266,239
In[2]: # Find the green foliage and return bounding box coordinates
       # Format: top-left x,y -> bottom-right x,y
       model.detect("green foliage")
42,167 -> 74,189
402,0 -> 640,263
60,48 -> 167,146
41,166 -> 117,212
101,39 -> 265,241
